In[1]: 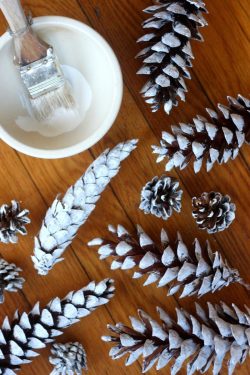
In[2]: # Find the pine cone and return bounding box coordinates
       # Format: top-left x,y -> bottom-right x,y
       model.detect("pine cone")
32,140 -> 138,276
0,258 -> 25,304
89,225 -> 249,298
0,200 -> 30,244
139,176 -> 183,220
137,0 -> 207,114
50,342 -> 87,375
0,278 -> 114,374
152,95 -> 250,172
192,192 -> 236,234
102,302 -> 250,374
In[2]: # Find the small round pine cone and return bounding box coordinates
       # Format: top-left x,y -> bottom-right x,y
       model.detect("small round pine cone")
49,342 -> 87,375
192,192 -> 236,234
140,175 -> 183,220
0,200 -> 30,244
0,258 -> 25,303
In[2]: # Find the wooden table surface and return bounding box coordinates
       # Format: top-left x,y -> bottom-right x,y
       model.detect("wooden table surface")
0,1 -> 249,374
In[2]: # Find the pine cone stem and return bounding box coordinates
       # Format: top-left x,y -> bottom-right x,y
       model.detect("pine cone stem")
102,302 -> 250,374
89,225 -> 249,298
152,95 -> 250,172
0,278 -> 115,374
32,140 -> 138,276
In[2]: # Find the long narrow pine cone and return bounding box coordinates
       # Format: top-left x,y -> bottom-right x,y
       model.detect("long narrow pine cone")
89,225 -> 249,298
49,342 -> 87,375
102,302 -> 250,374
152,95 -> 250,172
0,258 -> 25,304
137,0 -> 207,114
0,200 -> 30,244
192,192 -> 236,234
0,278 -> 114,374
32,140 -> 138,275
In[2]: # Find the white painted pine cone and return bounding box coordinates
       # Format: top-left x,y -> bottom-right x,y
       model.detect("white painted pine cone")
50,342 -> 87,375
32,140 -> 138,275
89,224 -> 249,298
137,0 -> 207,114
103,302 -> 250,374
0,278 -> 114,374
0,258 -> 25,303
0,200 -> 30,244
152,95 -> 250,172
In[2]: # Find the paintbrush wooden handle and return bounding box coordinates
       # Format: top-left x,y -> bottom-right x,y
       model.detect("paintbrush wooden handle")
0,0 -> 28,33
0,0 -> 49,64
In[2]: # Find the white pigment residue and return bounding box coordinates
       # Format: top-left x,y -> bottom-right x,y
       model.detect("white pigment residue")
15,65 -> 92,138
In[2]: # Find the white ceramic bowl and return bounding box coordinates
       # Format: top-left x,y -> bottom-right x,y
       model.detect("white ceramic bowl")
0,16 -> 123,158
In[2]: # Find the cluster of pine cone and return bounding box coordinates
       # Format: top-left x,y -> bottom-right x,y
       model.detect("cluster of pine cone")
140,175 -> 236,234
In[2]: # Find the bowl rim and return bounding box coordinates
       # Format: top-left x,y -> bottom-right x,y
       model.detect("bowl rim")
0,16 -> 123,159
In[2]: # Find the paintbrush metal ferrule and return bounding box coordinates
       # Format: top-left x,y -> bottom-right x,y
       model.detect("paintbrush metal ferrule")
1,0 -> 75,122
19,47 -> 65,99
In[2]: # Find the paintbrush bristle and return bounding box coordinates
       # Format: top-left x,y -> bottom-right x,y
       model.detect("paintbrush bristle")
30,81 -> 76,122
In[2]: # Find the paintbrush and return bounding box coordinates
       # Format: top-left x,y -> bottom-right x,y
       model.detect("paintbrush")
0,0 -> 75,121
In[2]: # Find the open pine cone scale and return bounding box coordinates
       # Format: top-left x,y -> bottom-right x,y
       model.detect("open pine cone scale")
217,96 -> 250,144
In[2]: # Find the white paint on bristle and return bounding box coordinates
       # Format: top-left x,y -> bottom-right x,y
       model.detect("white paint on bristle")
16,65 -> 92,138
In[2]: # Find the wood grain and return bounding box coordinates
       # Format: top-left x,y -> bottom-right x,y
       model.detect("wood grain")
0,1 -> 249,374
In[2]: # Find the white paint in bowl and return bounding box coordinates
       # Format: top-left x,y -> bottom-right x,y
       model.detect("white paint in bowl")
0,16 -> 123,158
16,65 -> 92,137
